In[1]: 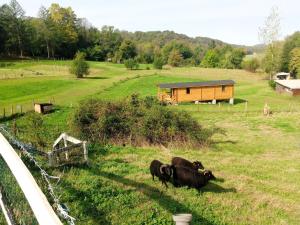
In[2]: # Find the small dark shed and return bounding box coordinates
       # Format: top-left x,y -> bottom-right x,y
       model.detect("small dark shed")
34,103 -> 53,114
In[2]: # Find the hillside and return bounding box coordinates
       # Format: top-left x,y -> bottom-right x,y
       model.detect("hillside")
0,60 -> 300,224
120,30 -> 264,53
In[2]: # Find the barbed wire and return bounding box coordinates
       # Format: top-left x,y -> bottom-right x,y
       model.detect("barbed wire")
0,125 -> 76,225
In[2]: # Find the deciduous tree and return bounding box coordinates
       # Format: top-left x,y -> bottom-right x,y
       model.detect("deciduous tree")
119,39 -> 137,61
200,49 -> 219,68
280,32 -> 300,72
259,6 -> 281,78
289,47 -> 300,77
0,0 -> 26,57
70,51 -> 89,78
168,49 -> 183,67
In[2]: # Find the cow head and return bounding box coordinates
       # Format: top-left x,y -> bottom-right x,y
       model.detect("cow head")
203,170 -> 216,180
160,164 -> 172,177
193,161 -> 204,170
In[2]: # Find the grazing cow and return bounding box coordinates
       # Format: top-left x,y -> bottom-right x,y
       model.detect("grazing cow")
171,157 -> 204,171
150,160 -> 173,188
172,166 -> 216,191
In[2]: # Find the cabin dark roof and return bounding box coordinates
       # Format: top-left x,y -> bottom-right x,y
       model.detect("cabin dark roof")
158,80 -> 235,89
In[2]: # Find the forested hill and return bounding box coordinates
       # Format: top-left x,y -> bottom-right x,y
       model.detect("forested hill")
120,30 -> 226,48
0,0 -> 265,61
119,30 -> 262,53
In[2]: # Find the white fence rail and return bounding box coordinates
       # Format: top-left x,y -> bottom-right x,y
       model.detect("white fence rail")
0,133 -> 63,225
0,189 -> 14,225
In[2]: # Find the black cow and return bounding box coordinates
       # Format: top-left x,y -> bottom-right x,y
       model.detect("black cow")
171,157 -> 204,171
150,160 -> 173,188
172,166 -> 216,191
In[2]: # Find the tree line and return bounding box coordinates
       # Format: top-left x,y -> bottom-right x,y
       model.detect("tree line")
2,1 -> 297,74
0,0 -> 248,69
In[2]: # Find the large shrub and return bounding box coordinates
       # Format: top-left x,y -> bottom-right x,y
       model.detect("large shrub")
200,49 -> 220,68
24,112 -> 47,148
124,58 -> 139,70
168,50 -> 183,67
72,95 -> 215,148
70,51 -> 89,78
242,58 -> 260,72
268,80 -> 276,89
153,56 -> 164,69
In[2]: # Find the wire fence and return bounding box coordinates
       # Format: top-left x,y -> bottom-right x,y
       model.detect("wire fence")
0,98 -> 58,122
0,126 -> 76,225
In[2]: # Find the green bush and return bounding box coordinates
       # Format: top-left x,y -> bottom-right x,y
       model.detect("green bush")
168,50 -> 183,67
124,58 -> 139,70
72,95 -> 216,148
70,51 -> 90,78
24,112 -> 47,148
242,58 -> 260,72
269,80 -> 276,89
153,57 -> 164,69
200,49 -> 220,68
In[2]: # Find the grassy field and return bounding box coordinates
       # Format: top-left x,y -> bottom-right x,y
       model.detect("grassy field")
0,60 -> 153,112
1,60 -> 300,224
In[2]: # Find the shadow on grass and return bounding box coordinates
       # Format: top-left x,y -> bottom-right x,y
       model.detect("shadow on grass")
214,177 -> 225,183
0,113 -> 25,123
202,182 -> 236,193
60,160 -> 235,224
60,179 -> 112,225
213,140 -> 237,145
82,76 -> 108,80
93,169 -> 219,225
234,98 -> 247,105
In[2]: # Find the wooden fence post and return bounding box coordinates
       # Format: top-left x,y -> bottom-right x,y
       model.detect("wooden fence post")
83,141 -> 88,162
48,152 -> 55,167
63,135 -> 69,161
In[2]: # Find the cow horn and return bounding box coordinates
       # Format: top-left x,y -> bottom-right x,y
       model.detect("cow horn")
160,165 -> 167,174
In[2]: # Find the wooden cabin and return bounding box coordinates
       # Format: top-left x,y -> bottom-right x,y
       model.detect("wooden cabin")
157,80 -> 235,104
275,80 -> 300,96
34,103 -> 53,114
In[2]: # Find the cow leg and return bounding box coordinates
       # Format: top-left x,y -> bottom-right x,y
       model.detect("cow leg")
163,181 -> 168,189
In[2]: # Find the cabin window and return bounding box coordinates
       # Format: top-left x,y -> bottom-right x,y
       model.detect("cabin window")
186,88 -> 190,94
222,85 -> 226,92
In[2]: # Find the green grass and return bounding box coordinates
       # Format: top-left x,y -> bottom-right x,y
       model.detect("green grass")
1,60 -> 300,224
0,60 -> 154,113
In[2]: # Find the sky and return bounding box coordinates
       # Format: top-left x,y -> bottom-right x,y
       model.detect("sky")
0,0 -> 299,46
